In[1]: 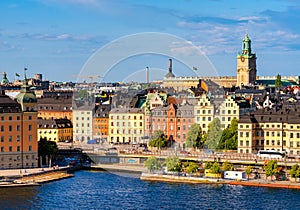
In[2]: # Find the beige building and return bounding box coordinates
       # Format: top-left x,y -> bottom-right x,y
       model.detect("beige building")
163,76 -> 236,91
73,105 -> 94,143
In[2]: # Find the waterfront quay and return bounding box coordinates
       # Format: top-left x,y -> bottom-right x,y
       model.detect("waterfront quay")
0,166 -> 73,187
85,147 -> 300,169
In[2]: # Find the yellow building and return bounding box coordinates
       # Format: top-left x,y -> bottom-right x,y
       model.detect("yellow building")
238,103 -> 300,155
36,97 -> 73,122
218,96 -> 239,129
194,94 -> 214,133
109,108 -> 144,144
38,118 -> 73,142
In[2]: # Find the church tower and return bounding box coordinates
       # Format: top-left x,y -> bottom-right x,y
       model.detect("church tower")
237,33 -> 257,87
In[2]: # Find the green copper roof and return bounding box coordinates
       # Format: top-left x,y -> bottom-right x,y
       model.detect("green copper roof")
15,69 -> 37,104
1,72 -> 9,85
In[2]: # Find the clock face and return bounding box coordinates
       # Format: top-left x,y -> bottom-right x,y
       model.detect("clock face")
240,56 -> 245,62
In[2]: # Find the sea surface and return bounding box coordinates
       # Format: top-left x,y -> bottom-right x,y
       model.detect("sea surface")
1,170 -> 300,210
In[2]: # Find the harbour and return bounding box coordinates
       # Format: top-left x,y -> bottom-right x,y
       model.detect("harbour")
1,170 -> 300,210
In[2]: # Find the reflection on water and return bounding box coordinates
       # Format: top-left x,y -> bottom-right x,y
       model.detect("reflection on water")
1,171 -> 300,209
0,187 -> 39,209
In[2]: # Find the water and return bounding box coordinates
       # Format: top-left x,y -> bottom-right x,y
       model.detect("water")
1,170 -> 300,210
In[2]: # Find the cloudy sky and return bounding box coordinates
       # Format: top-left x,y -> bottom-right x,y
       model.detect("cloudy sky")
1,0 -> 300,82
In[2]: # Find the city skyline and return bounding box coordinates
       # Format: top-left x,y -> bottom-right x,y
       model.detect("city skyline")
1,0 -> 300,82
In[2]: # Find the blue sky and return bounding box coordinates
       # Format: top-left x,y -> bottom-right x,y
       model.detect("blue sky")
1,0 -> 300,82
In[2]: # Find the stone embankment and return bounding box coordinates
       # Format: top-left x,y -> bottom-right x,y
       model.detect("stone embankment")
90,164 -> 145,173
13,170 -> 73,184
0,167 -> 73,187
140,173 -> 228,184
140,173 -> 300,189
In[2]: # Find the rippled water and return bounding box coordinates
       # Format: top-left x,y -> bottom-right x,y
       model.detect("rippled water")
1,170 -> 300,209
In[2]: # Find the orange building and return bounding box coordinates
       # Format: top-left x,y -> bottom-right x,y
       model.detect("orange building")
93,104 -> 111,142
0,77 -> 38,169
151,102 -> 194,149
36,96 -> 72,121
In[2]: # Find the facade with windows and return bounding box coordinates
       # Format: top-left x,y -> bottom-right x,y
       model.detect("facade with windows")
194,94 -> 214,133
108,108 -> 144,143
238,103 -> 300,155
72,105 -> 94,143
218,96 -> 239,129
36,97 -> 73,122
151,103 -> 194,149
93,104 -> 111,142
0,77 -> 38,169
38,118 -> 73,142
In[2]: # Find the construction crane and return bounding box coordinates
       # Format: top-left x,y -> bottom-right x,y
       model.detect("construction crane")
73,75 -> 102,83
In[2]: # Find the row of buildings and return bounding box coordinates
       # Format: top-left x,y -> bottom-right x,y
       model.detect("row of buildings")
1,33 -> 300,169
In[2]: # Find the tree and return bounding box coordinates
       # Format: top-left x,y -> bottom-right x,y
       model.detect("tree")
265,160 -> 278,180
275,74 -> 282,87
38,137 -> 58,167
149,130 -> 168,148
144,156 -> 162,173
223,161 -> 234,171
245,166 -> 252,180
210,162 -> 221,174
218,118 -> 238,150
290,164 -> 300,181
204,118 -> 223,149
204,161 -> 213,169
185,162 -> 199,174
165,156 -> 182,172
186,123 -> 204,149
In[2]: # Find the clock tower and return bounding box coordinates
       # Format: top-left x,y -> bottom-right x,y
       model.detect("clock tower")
237,33 -> 257,87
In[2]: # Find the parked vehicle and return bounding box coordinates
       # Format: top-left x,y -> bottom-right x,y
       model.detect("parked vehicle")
223,171 -> 246,180
257,150 -> 286,158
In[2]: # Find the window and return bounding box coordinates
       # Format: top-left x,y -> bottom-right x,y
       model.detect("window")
9,136 -> 12,142
29,135 -> 32,141
1,126 -> 4,132
1,136 -> 3,142
9,116 -> 12,120
29,146 -> 32,151
29,125 -> 32,131
1,147 -> 3,152
17,146 -> 20,152
9,146 -> 12,152
28,116 -> 32,120
17,125 -> 20,131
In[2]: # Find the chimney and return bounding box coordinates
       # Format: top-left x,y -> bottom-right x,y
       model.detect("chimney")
168,59 -> 172,73
146,67 -> 149,83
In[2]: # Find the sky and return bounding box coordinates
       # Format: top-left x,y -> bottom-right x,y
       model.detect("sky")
1,0 -> 300,82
